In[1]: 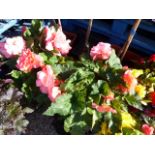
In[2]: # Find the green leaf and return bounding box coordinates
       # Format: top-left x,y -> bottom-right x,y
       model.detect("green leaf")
80,57 -> 100,72
91,80 -> 103,95
64,69 -> 95,92
39,52 -> 48,62
21,83 -> 32,99
35,93 -> 50,105
43,94 -> 72,116
64,109 -> 91,134
92,110 -> 102,129
23,27 -> 31,38
70,121 -> 87,135
64,114 -> 75,132
106,50 -> 122,69
125,95 -> 143,110
48,56 -> 58,65
122,128 -> 143,135
111,99 -> 128,112
71,89 -> 87,111
31,19 -> 43,33
91,80 -> 111,97
10,70 -> 23,79
100,81 -> 111,96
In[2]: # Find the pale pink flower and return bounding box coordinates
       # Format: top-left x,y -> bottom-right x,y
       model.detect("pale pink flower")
36,65 -> 61,102
33,54 -> 44,68
43,26 -> 55,51
42,26 -> 71,55
16,49 -> 43,73
90,42 -> 112,61
53,28 -> 71,55
0,36 -> 25,58
48,86 -> 61,102
36,65 -> 54,93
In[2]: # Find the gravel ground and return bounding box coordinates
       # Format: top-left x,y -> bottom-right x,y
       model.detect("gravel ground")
24,112 -> 67,135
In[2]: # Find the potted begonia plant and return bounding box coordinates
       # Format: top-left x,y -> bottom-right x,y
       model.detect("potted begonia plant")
1,20 -> 155,135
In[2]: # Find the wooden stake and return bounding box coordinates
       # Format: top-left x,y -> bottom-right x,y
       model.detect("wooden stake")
85,19 -> 93,50
119,19 -> 141,61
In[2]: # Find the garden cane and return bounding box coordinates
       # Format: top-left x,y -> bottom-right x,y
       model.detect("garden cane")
119,19 -> 141,61
85,19 -> 93,50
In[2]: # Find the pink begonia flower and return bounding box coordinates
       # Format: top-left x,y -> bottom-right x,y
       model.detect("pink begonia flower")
0,36 -> 25,58
103,92 -> 114,102
42,26 -> 71,55
92,103 -> 117,113
53,28 -> 72,55
48,86 -> 61,102
16,49 -> 44,73
90,42 -> 112,61
36,65 -> 61,102
122,70 -> 137,95
43,26 -> 55,51
142,124 -> 154,135
36,65 -> 55,94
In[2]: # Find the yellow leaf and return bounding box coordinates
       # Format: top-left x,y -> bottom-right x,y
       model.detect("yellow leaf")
131,69 -> 143,78
97,122 -> 111,135
121,112 -> 136,128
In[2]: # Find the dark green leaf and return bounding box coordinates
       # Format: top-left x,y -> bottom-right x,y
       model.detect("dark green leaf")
125,95 -> 143,110
122,128 -> 143,135
23,27 -> 31,38
64,69 -> 95,92
71,89 -> 87,111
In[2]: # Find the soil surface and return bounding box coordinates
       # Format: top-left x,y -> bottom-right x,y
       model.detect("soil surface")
24,112 -> 67,135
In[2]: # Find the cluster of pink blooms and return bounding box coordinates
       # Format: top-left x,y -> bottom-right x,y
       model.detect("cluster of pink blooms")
43,26 -> 71,55
0,29 -> 69,102
36,65 -> 61,102
90,42 -> 112,61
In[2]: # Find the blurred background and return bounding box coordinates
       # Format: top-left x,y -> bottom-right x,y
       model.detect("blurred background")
1,19 -> 155,58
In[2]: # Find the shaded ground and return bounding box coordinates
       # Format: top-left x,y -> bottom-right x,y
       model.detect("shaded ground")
24,112 -> 67,135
